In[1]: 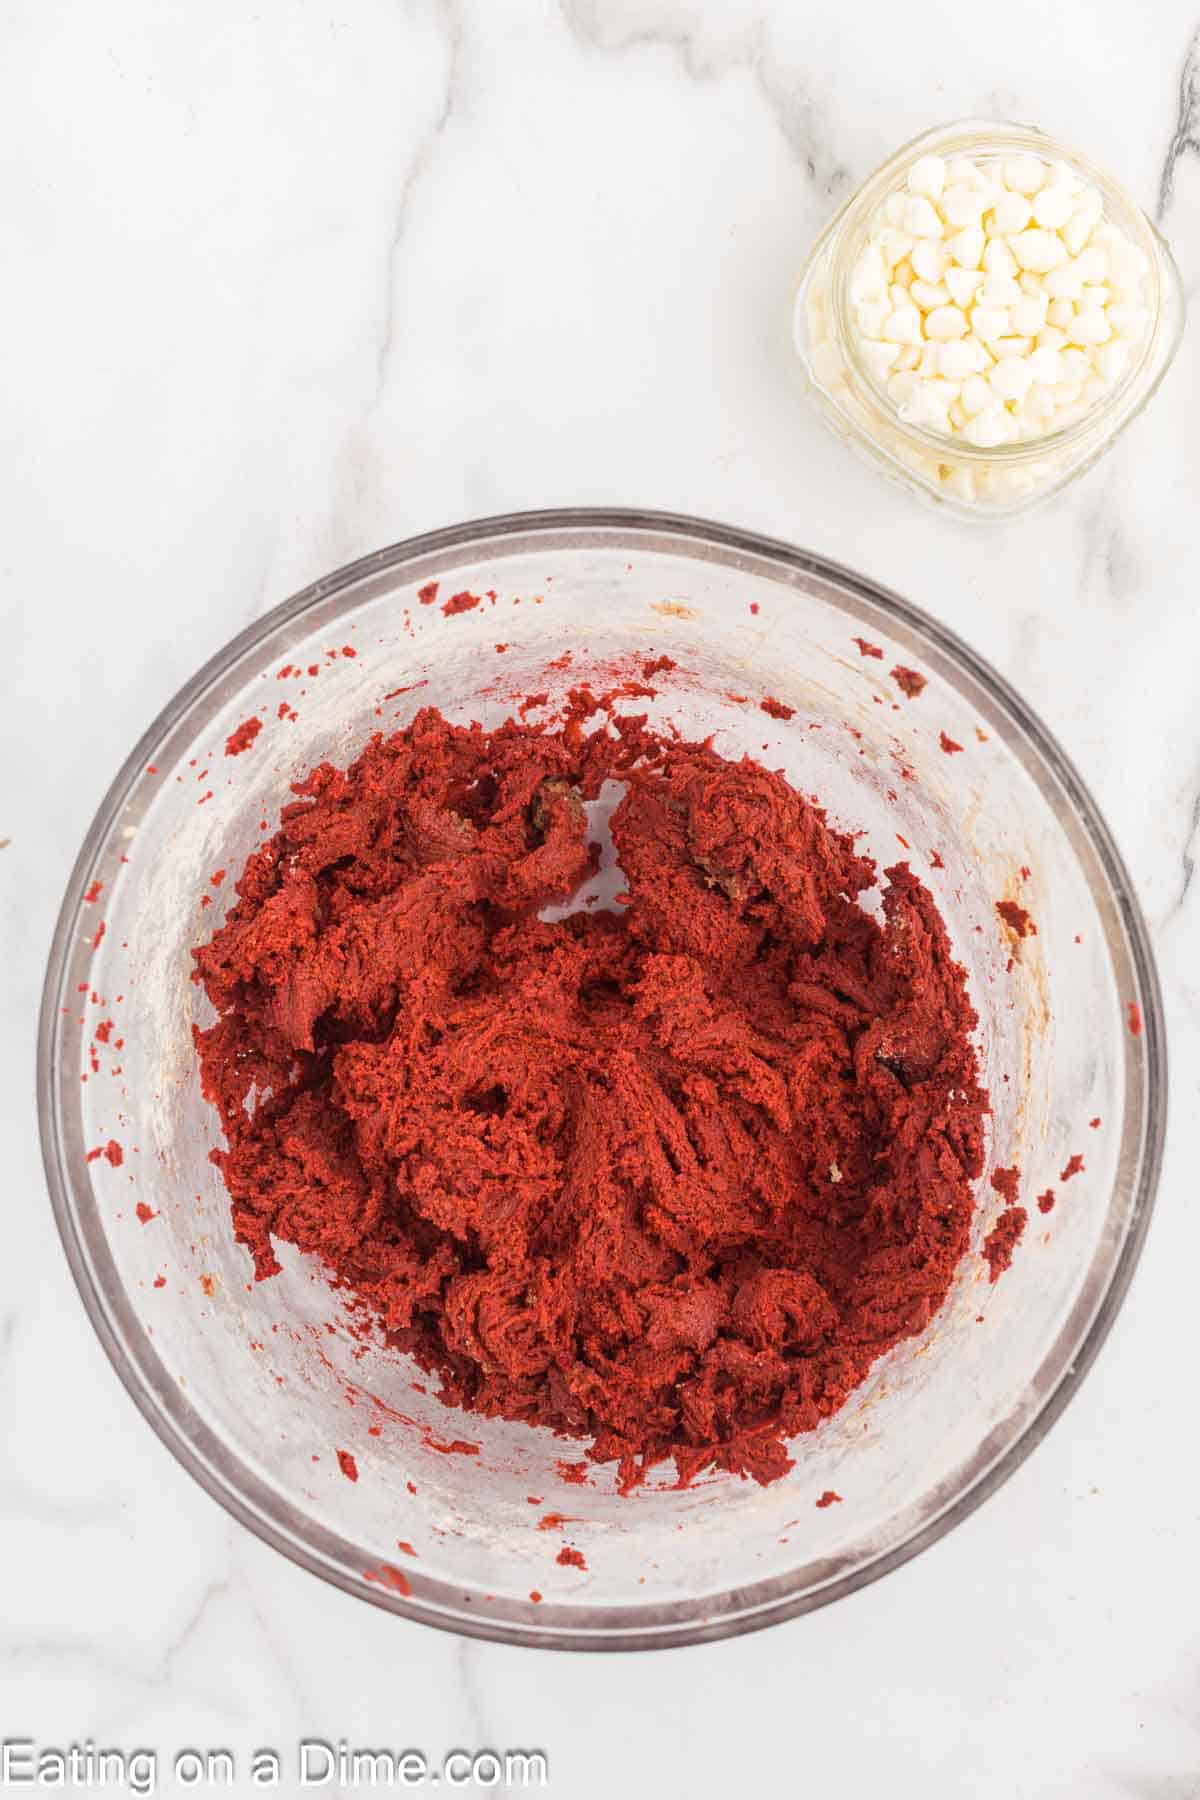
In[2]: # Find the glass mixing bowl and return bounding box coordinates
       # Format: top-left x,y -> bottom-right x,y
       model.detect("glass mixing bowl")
38,510 -> 1164,1650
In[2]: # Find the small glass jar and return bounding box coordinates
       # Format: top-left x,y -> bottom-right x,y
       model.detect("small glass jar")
793,120 -> 1185,519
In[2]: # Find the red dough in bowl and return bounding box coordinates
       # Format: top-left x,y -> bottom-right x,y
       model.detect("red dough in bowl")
193,703 -> 988,1492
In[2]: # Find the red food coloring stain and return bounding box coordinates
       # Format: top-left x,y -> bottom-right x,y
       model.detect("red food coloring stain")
990,1166 -> 1020,1204
852,637 -> 883,659
199,1273 -> 216,1297
929,850 -> 945,869
642,655 -> 676,678
337,1449 -> 359,1482
760,697 -> 795,721
749,603 -> 759,615
396,1540 -> 417,1557
939,731 -> 964,755
101,1139 -> 123,1167
529,1590 -> 543,1603
495,643 -> 508,654
890,666 -> 926,698
135,1202 -> 157,1224
84,879 -> 104,904
1060,1154 -> 1085,1182
153,1275 -> 166,1288
442,590 -> 481,617
406,1481 -> 417,1496
146,764 -> 158,775
1128,1001 -> 1142,1036
1089,1117 -> 1101,1129
91,921 -> 106,951
557,1460 -> 590,1486
276,664 -> 295,680
341,645 -> 357,658
537,1512 -> 574,1532
224,716 -> 263,756
556,1545 -> 587,1570
816,1490 -> 842,1508
200,894 -> 211,909
418,582 -> 439,605
384,680 -> 428,700
896,834 -> 910,849
1037,1189 -> 1056,1214
95,1019 -> 114,1044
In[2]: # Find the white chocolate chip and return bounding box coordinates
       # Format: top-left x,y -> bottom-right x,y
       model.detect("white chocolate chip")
1009,229 -> 1068,273
993,191 -> 1033,233
925,304 -> 970,340
882,303 -> 924,345
945,265 -> 986,307
907,155 -> 947,200
911,239 -> 949,283
945,224 -> 985,268
1004,156 -> 1047,195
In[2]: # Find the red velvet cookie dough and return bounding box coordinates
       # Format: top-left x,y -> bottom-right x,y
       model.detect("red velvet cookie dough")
193,704 -> 990,1491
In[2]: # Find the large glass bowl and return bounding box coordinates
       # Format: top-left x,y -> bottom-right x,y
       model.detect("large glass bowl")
38,510 -> 1164,1650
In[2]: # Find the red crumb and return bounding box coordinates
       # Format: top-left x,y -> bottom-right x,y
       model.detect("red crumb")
341,645 -> 357,658
1037,1189 -> 1056,1214
418,582 -> 439,605
83,879 -> 103,904
1128,1001 -> 1142,1036
363,1564 -> 410,1596
135,1202 -> 157,1224
996,899 -> 1037,939
983,1207 -> 1028,1281
103,1139 -> 123,1167
406,1481 -> 417,1496
642,655 -> 676,678
224,716 -> 263,757
749,603 -> 759,615
529,1590 -> 543,1603
91,921 -> 106,951
1089,1117 -> 1101,1129
1060,1154 -> 1085,1182
990,1166 -> 1021,1205
556,1546 -> 587,1570
852,637 -> 883,659
537,1513 -> 572,1532
929,850 -> 945,869
760,697 -> 796,721
199,1274 -> 215,1298
557,1460 -> 590,1486
816,1490 -> 842,1508
939,731 -> 964,755
891,666 -> 927,699
495,643 -> 508,654
210,869 -> 226,888
337,1450 -> 359,1482
153,1275 -> 166,1288
95,1019 -> 114,1043
442,590 -> 481,617
396,1540 -> 417,1557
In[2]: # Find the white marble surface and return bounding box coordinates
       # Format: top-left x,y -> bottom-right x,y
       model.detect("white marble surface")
4,1 -> 1200,1793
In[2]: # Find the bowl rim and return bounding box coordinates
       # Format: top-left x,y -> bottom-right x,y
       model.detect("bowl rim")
37,506 -> 1167,1651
